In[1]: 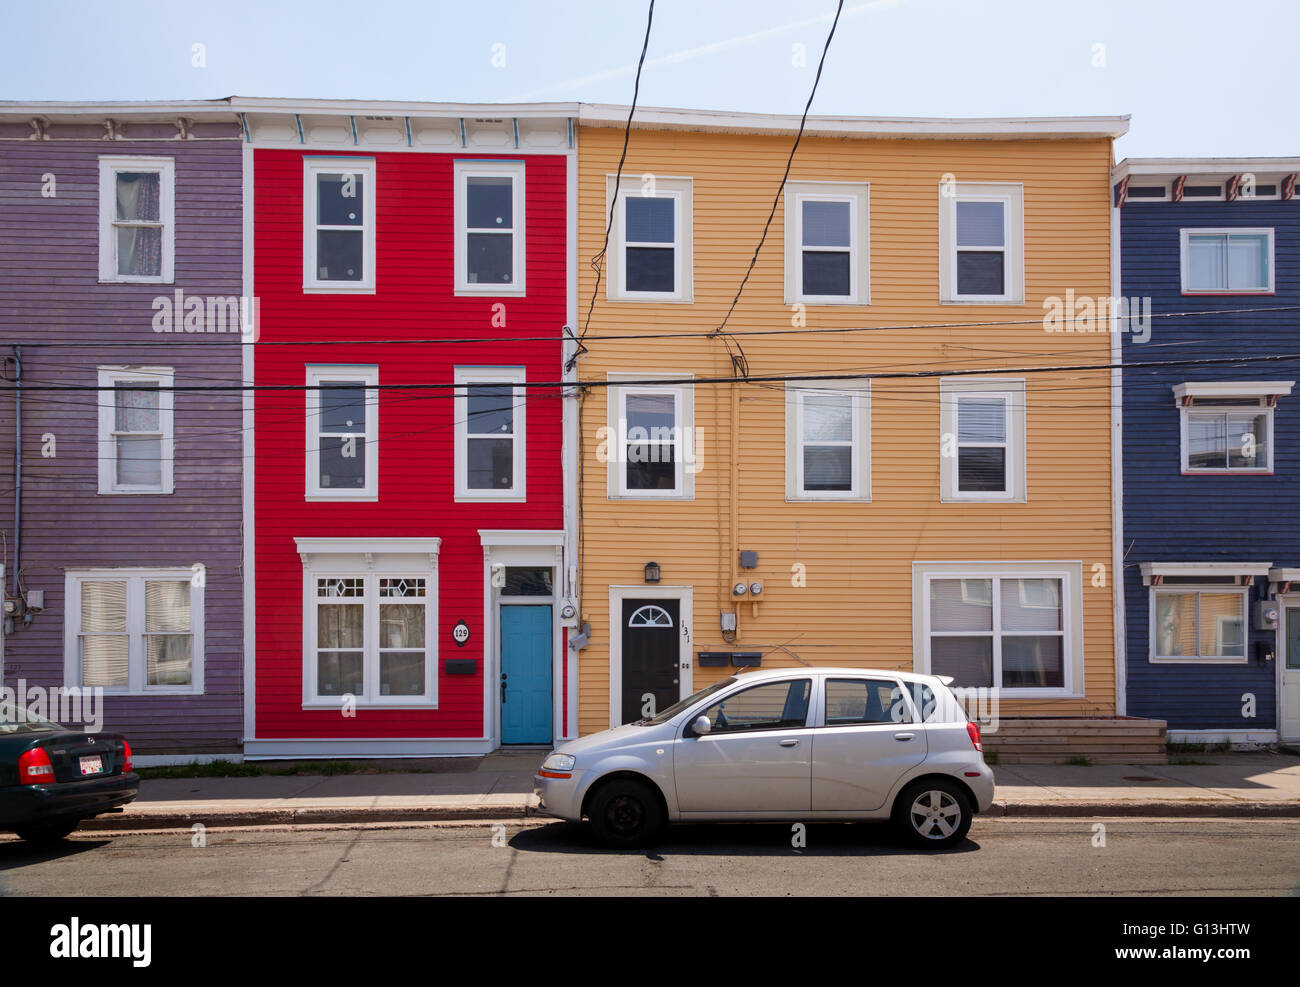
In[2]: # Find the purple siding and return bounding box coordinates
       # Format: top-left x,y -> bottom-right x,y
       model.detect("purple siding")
0,135 -> 244,754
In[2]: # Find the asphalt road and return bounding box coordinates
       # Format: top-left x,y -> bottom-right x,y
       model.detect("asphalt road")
0,818 -> 1296,896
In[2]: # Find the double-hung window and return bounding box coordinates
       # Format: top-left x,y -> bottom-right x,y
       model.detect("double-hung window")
605,378 -> 695,499
915,562 -> 1084,696
454,367 -> 526,501
607,176 -> 693,301
98,156 -> 175,283
785,381 -> 870,500
785,182 -> 869,304
64,569 -> 204,694
1151,587 -> 1248,662
940,378 -> 1026,501
939,182 -> 1024,303
297,539 -> 440,707
1180,228 -> 1274,294
303,158 -> 376,292
97,367 -> 174,494
1174,381 -> 1291,474
306,366 -> 378,500
454,160 -> 525,294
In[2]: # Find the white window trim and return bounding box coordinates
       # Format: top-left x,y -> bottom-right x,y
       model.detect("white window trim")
912,560 -> 1084,699
63,567 -> 205,696
939,378 -> 1026,503
938,181 -> 1025,304
605,175 -> 694,302
1148,584 -> 1250,664
296,539 -> 441,709
305,365 -> 379,501
454,366 -> 527,502
783,181 -> 870,305
1179,402 -> 1275,474
605,374 -> 695,501
303,158 -> 377,294
97,366 -> 174,495
1179,227 -> 1275,295
453,159 -> 526,296
98,156 -> 175,284
785,380 -> 870,501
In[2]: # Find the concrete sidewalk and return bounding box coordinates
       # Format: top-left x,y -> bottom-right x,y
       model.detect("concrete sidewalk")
80,750 -> 1300,832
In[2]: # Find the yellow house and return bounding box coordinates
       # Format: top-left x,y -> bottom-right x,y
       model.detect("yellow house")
571,105 -> 1140,758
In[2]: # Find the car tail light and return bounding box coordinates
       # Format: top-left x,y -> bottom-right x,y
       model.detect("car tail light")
122,741 -> 133,774
966,720 -> 983,753
18,747 -> 55,785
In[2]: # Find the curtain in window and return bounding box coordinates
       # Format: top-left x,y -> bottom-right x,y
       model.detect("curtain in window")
115,172 -> 162,276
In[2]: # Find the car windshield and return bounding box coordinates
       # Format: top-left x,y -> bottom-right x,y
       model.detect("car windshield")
644,677 -> 737,725
0,701 -> 61,735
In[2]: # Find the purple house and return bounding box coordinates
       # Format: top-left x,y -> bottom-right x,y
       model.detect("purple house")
0,101 -> 246,760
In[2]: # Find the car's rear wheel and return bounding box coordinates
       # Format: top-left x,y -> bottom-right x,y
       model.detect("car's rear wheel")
587,778 -> 664,849
892,779 -> 972,850
14,819 -> 79,845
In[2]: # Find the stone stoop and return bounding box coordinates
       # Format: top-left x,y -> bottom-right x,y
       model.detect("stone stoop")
982,716 -> 1168,764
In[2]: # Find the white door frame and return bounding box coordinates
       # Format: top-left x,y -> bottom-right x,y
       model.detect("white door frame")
479,531 -> 566,748
608,584 -> 693,729
1278,593 -> 1300,741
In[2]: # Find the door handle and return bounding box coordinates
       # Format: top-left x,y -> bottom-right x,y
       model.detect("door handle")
894,732 -> 915,741
501,674 -> 507,705
779,738 -> 800,747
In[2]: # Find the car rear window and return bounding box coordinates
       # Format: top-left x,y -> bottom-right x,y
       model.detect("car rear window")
0,701 -> 61,735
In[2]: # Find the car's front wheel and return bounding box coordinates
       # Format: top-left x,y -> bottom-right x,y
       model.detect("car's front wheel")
587,778 -> 665,849
892,779 -> 972,850
13,819 -> 79,845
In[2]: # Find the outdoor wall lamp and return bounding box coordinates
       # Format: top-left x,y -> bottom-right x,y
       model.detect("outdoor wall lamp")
644,561 -> 661,584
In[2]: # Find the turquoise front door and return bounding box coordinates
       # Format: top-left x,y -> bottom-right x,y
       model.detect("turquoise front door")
501,605 -> 553,744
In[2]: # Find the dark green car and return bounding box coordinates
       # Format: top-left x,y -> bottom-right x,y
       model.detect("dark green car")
0,701 -> 139,844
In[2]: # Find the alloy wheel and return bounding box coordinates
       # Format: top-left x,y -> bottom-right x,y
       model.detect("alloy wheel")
908,789 -> 962,840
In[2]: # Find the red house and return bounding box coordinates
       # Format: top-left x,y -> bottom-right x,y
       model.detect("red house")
239,100 -> 578,757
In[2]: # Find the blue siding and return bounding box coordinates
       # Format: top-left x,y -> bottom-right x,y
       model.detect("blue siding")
1121,194 -> 1300,730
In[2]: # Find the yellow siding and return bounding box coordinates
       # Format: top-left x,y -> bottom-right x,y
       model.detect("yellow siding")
575,124 -> 1118,736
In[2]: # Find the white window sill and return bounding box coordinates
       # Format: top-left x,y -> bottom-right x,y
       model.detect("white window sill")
787,494 -> 871,503
454,285 -> 527,298
306,493 -> 379,502
941,297 -> 1024,306
1149,656 -> 1249,665
302,700 -> 439,710
456,492 -> 526,503
90,688 -> 203,697
609,492 -> 692,501
99,488 -> 173,496
303,285 -> 376,295
793,296 -> 867,307
99,276 -> 172,286
610,293 -> 692,304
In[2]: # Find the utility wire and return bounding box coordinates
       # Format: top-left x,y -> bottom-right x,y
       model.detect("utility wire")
573,0 -> 655,372
709,0 -> 846,379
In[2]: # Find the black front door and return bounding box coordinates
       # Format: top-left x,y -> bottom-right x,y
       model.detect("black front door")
621,598 -> 680,723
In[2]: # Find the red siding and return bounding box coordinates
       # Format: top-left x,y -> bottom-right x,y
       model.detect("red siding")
253,148 -> 566,739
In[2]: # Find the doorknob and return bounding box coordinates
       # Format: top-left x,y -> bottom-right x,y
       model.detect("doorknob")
894,732 -> 915,741
779,738 -> 800,747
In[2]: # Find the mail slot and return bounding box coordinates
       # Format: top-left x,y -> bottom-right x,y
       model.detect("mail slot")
444,659 -> 477,675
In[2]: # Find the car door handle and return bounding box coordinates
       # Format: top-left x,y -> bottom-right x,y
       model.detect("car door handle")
779,738 -> 800,747
894,732 -> 915,741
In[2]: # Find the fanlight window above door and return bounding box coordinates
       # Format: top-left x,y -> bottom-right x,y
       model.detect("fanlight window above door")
628,605 -> 674,628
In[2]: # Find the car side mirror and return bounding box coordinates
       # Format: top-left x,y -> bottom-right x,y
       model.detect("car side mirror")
690,715 -> 711,736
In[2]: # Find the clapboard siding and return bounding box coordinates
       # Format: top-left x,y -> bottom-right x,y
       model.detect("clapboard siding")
576,125 -> 1119,736
251,148 -> 567,741
0,137 -> 244,753
1121,196 -> 1300,730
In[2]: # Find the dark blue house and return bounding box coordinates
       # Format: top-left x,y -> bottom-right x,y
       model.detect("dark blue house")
1115,158 -> 1300,747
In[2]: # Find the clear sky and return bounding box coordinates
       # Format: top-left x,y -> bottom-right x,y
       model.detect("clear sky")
2,0 -> 1294,158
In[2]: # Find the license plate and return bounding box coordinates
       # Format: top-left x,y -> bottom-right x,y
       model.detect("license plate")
79,755 -> 103,776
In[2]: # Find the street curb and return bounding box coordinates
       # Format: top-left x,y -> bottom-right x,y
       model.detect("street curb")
79,804 -> 538,831
76,799 -> 1300,832
988,800 -> 1300,818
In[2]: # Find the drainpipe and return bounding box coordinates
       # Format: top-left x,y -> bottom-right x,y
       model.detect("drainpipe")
10,345 -> 19,602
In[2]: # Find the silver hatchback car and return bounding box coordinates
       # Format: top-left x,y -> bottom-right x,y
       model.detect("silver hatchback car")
535,667 -> 994,849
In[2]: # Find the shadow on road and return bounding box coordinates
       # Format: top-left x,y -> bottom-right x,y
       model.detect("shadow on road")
510,820 -> 981,857
0,835 -> 114,871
